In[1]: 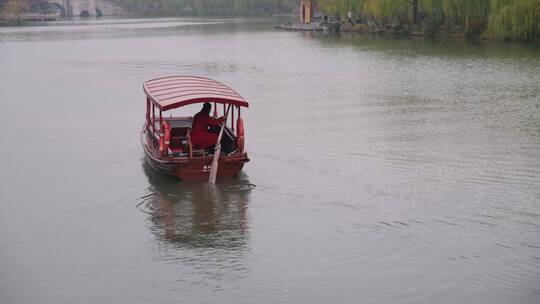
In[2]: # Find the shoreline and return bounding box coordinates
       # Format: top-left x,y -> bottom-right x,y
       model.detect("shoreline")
1,14 -> 537,43
0,14 -> 59,25
341,22 -> 472,39
276,20 -> 540,43
342,22 -> 540,43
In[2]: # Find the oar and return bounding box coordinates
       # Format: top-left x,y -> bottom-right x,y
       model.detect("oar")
209,104 -> 232,184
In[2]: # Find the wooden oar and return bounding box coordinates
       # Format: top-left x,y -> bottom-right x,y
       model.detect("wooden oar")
209,104 -> 232,184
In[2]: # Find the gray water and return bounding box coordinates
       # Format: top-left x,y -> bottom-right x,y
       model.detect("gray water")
1,17 -> 539,303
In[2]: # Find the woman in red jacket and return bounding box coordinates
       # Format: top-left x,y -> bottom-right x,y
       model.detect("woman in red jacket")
191,102 -> 225,149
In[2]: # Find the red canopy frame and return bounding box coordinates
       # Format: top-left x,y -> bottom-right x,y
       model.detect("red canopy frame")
144,76 -> 248,147
143,76 -> 249,111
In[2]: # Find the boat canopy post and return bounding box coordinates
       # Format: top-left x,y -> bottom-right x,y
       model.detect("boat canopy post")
237,107 -> 241,137
159,109 -> 163,127
231,107 -> 236,132
151,103 -> 156,133
146,97 -> 150,128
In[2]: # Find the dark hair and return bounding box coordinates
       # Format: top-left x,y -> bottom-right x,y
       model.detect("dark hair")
202,102 -> 211,114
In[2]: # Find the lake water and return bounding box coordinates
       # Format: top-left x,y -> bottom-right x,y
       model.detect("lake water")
1,17 -> 539,303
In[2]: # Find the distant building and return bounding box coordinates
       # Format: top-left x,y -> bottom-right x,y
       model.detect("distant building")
299,0 -> 313,23
299,0 -> 322,23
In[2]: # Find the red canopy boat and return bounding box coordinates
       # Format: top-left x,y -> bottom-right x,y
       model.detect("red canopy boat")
141,76 -> 249,180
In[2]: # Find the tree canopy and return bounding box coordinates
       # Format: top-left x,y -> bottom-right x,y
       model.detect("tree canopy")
115,0 -> 297,16
326,0 -> 539,40
114,0 -> 538,40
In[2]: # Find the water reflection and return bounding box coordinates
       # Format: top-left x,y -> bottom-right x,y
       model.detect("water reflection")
0,17 -> 272,42
139,162 -> 252,249
302,31 -> 540,59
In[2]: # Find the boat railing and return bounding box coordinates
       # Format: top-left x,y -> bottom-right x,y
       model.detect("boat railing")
146,116 -> 240,159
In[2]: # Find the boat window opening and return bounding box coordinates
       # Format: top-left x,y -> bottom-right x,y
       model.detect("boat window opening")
145,100 -> 244,158
161,102 -> 236,122
164,103 -> 201,118
149,102 -> 240,158
158,121 -> 238,158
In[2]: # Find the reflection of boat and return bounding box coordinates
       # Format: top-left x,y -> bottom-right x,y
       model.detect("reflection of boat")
140,76 -> 250,180
140,162 -> 252,248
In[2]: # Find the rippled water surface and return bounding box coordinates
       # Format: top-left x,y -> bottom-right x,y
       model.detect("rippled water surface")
1,18 -> 539,303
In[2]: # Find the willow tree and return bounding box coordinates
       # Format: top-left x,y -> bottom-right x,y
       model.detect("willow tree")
420,0 -> 490,27
486,0 -> 540,40
318,0 -> 347,17
1,0 -> 31,17
233,0 -> 252,14
316,0 -> 365,18
363,0 -> 409,24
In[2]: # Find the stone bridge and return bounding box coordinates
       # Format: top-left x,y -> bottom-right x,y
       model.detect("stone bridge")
48,0 -> 124,17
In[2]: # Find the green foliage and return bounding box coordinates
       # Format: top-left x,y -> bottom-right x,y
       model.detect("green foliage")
318,0 -> 360,17
363,0 -> 407,21
486,0 -> 540,41
233,0 -> 252,15
321,0 -> 538,40
115,0 -> 296,15
1,0 -> 31,17
420,0 -> 490,24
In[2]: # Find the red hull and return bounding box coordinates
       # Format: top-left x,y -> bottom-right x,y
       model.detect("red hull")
141,128 -> 248,180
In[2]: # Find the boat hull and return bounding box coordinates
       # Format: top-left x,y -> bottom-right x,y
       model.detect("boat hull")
141,128 -> 248,180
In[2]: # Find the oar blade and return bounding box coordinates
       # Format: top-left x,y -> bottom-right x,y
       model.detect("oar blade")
208,104 -> 232,184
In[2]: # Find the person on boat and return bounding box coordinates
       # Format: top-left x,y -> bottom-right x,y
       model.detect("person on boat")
191,102 -> 225,150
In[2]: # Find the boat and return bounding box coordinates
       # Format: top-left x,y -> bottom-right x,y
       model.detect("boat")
141,76 -> 250,180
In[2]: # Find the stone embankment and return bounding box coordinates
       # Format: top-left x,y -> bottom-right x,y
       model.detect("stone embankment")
275,21 -> 341,32
276,20 -> 473,38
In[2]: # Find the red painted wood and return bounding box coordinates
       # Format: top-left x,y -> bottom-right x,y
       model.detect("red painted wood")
144,76 -> 249,111
141,76 -> 250,180
141,125 -> 249,180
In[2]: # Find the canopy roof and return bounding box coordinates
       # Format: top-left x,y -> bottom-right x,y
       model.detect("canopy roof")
144,76 -> 249,111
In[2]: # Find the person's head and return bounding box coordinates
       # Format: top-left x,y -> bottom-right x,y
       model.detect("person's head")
202,102 -> 211,115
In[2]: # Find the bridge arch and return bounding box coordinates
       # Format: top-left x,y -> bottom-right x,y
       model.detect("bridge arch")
47,2 -> 66,17
46,0 -> 123,18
